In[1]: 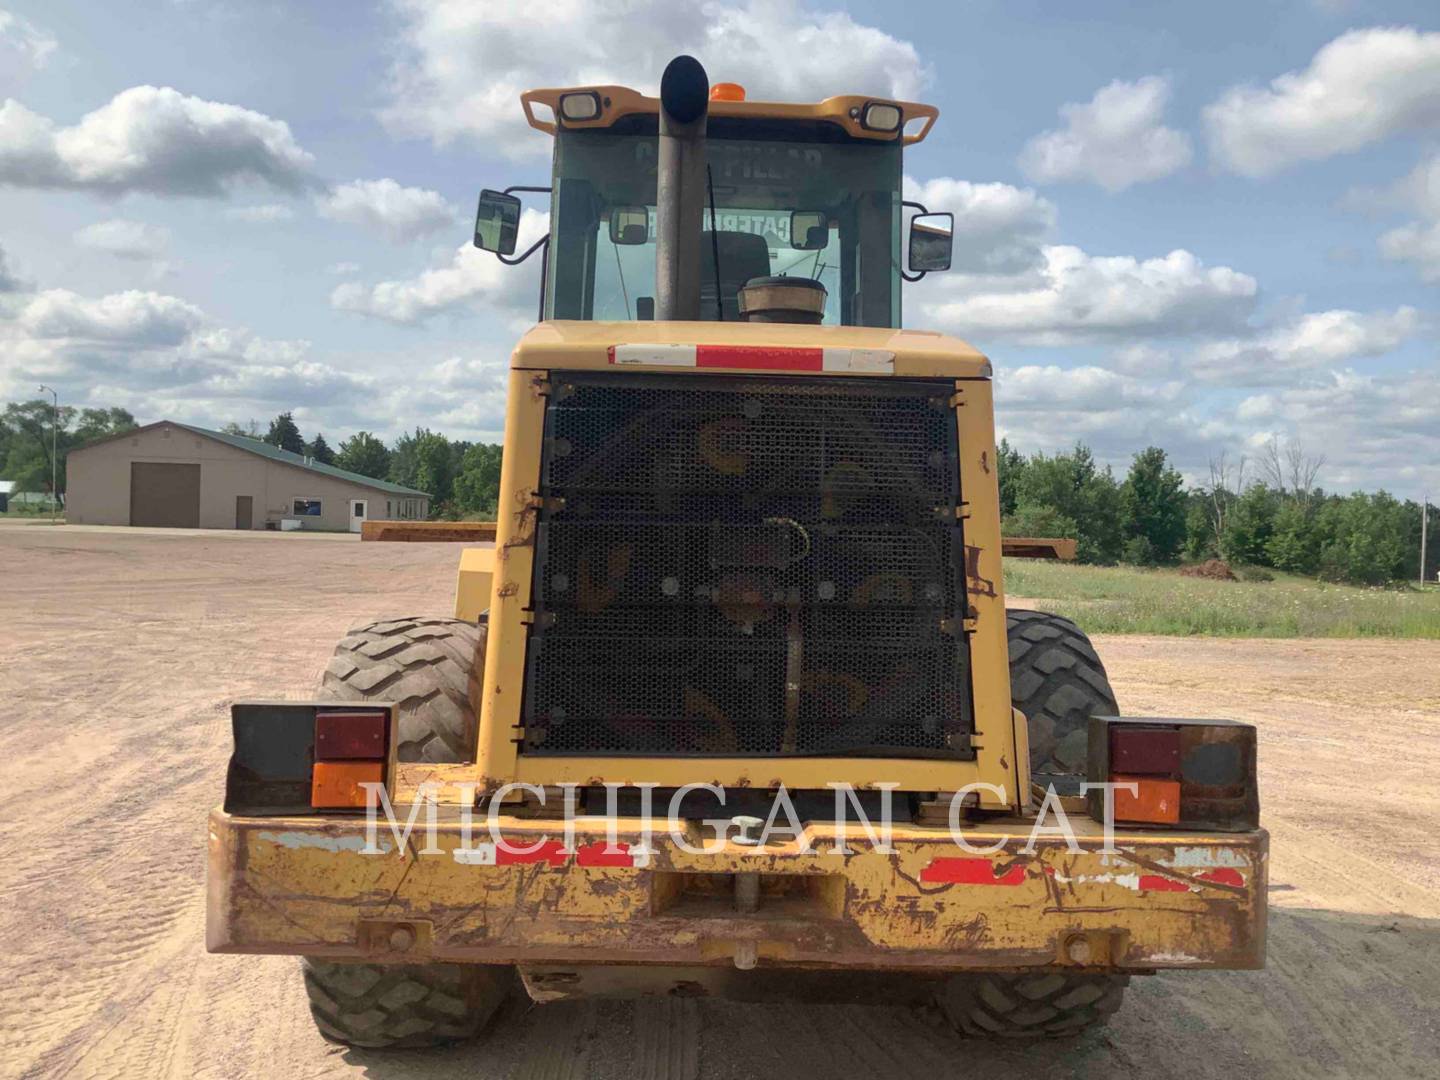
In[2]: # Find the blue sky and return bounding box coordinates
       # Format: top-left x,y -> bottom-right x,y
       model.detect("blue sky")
1,0 -> 1436,498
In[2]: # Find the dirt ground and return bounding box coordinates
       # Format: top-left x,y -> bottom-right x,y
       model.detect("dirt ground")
2,522 -> 1437,1080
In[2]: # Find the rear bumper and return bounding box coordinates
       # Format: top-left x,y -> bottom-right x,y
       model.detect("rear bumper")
206,808 -> 1266,973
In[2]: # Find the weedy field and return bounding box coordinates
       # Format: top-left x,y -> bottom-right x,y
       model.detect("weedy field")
1003,558 -> 1440,638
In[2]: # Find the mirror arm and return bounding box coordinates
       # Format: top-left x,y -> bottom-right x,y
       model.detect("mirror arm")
498,234 -> 549,266
902,200 -> 929,215
900,268 -> 927,284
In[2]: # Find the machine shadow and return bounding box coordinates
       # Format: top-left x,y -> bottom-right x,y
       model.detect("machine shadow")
338,905 -> 1440,1080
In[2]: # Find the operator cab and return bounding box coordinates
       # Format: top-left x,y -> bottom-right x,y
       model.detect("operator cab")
473,82 -> 954,327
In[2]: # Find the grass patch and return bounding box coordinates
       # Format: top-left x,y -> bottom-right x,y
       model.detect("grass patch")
1002,558 -> 1440,639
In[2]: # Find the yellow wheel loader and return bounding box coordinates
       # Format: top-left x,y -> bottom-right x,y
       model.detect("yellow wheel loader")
207,56 -> 1265,1049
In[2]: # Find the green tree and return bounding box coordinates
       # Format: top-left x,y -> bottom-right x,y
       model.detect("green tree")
1119,447 -> 1187,565
1002,503 -> 1077,541
1016,444 -> 1123,563
412,432 -> 456,508
221,421 -> 262,439
1266,499 -> 1318,574
996,437 -> 1026,518
1183,494 -> 1216,561
1315,492 -> 1409,585
336,431 -> 391,479
1219,485 -> 1278,567
453,443 -> 503,517
307,432 -> 336,465
1,399 -> 135,497
265,412 -> 305,455
390,428 -> 454,510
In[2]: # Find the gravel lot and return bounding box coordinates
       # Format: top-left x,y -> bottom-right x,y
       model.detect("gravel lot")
2,523 -> 1437,1079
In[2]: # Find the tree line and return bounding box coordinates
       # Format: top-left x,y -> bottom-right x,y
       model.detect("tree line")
224,412 -> 503,520
998,438 -> 1435,587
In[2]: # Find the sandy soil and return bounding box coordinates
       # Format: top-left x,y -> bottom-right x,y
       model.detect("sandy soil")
1,523 -> 1437,1080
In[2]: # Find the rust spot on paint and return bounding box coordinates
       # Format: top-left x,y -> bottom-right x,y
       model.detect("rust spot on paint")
980,450 -> 990,475
964,545 -> 997,598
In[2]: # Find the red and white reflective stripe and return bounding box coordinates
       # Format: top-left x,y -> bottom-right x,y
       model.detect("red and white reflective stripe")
453,840 -> 652,869
607,344 -> 893,373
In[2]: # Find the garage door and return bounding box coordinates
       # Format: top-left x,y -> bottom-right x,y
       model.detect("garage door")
130,462 -> 201,528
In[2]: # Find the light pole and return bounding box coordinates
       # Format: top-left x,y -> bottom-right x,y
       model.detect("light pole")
38,384 -> 58,525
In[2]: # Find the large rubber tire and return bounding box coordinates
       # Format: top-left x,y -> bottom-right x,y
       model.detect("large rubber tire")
937,971 -> 1128,1038
303,960 -> 512,1049
321,616 -> 484,763
1006,609 -> 1118,781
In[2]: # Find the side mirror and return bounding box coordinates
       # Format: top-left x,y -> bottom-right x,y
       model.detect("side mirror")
790,210 -> 828,251
908,212 -> 953,272
474,189 -> 521,255
609,206 -> 650,245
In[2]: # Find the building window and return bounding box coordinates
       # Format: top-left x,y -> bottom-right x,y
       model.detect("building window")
292,498 -> 322,517
386,500 -> 393,518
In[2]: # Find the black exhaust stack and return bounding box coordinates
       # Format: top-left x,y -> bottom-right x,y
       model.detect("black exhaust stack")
655,56 -> 709,321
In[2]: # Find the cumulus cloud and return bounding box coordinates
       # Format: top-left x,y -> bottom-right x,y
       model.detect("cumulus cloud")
0,275 -> 373,425
331,207 -> 546,324
1204,27 -> 1440,177
1191,307 -> 1421,383
16,289 -> 203,345
904,176 -> 1055,273
317,178 -> 457,242
1019,76 -> 1192,191
918,245 -> 1257,346
380,0 -> 929,154
0,85 -> 315,196
1232,368 -> 1440,494
1378,221 -> 1440,282
73,219 -> 171,261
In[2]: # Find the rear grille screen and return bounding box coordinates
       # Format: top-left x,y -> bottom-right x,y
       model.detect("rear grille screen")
523,372 -> 973,758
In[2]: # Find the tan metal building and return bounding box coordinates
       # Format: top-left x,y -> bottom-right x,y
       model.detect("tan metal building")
66,421 -> 429,531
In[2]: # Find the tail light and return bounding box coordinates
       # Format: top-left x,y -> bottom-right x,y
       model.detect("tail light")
224,702 -> 392,815
1086,716 -> 1258,832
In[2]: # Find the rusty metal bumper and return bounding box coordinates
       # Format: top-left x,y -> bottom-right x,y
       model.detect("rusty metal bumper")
206,808 -> 1266,973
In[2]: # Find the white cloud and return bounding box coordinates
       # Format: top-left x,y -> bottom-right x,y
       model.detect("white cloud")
1019,76 -> 1192,191
0,10 -> 57,89
380,0 -> 928,154
903,176 -> 1055,273
16,289 -> 204,345
73,219 -> 171,261
1231,368 -> 1440,494
0,85 -> 314,195
1204,27 -> 1440,177
224,203 -> 296,223
918,245 -> 1257,346
1191,306 -> 1421,383
331,207 -> 545,324
1378,221 -> 1440,283
317,178 -> 456,242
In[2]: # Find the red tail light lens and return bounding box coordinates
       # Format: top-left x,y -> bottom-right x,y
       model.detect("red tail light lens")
315,710 -> 388,759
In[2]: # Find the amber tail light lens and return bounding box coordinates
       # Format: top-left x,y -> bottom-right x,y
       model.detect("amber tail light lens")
1086,716 -> 1258,831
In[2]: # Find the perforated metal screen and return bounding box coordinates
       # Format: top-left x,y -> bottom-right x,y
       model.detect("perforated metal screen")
523,372 -> 974,758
